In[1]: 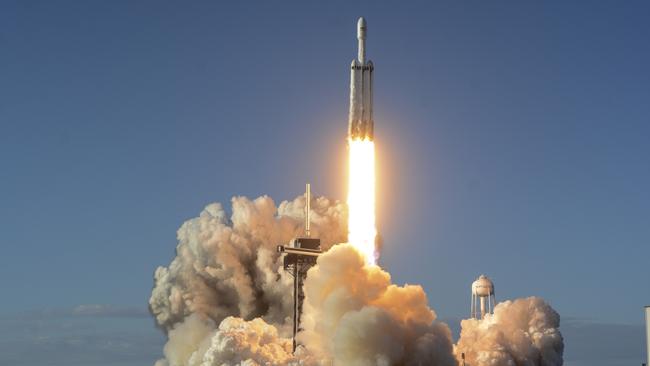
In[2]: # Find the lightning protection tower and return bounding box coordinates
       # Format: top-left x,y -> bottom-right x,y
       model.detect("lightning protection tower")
471,274 -> 496,319
277,183 -> 321,353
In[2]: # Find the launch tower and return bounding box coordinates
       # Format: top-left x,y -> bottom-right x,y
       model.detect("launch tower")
277,184 -> 321,352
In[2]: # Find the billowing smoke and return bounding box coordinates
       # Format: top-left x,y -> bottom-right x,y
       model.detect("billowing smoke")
154,314 -> 299,366
150,194 -> 564,366
299,243 -> 456,366
149,195 -> 345,365
455,297 -> 564,366
149,195 -> 346,333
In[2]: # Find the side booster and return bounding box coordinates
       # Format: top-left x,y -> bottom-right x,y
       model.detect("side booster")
348,17 -> 374,140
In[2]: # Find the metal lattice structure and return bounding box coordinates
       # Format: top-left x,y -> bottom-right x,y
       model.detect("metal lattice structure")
277,184 -> 321,352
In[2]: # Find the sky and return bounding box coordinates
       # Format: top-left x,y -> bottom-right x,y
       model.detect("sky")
1,1 -> 649,365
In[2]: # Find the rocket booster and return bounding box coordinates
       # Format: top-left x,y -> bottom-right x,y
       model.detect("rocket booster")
348,17 -> 374,140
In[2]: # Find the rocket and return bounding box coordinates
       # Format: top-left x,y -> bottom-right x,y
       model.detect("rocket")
348,17 -> 374,140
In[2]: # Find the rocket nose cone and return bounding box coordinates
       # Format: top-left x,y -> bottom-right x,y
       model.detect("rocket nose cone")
357,17 -> 367,28
357,17 -> 367,39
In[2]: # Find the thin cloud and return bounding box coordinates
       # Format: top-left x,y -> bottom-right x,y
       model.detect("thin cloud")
0,309 -> 163,366
71,304 -> 149,318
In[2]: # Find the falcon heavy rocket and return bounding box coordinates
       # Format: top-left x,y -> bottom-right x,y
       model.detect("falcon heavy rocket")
348,17 -> 374,140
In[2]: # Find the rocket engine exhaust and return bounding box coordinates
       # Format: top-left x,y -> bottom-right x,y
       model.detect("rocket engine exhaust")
347,138 -> 377,265
347,17 -> 378,265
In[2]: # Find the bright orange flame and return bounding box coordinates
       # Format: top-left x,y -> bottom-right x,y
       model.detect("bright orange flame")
347,138 -> 377,265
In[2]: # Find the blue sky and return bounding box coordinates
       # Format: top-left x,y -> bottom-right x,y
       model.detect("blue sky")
1,1 -> 649,365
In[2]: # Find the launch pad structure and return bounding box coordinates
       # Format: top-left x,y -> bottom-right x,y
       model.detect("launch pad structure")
277,184 -> 322,353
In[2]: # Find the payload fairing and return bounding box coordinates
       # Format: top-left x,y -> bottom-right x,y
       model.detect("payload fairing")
348,17 -> 374,140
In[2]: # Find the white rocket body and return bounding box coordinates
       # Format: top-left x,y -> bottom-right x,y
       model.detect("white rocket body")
348,17 -> 374,140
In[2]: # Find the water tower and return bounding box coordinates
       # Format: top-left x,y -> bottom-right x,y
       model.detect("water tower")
471,274 -> 496,319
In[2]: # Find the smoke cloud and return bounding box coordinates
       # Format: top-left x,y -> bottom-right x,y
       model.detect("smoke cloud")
300,243 -> 456,366
149,195 -> 346,333
455,297 -> 564,366
150,194 -> 564,366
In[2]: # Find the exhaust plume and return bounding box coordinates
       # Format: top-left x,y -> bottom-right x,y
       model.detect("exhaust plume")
347,138 -> 378,265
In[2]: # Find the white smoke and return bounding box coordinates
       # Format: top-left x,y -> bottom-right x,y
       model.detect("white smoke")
155,314 -> 215,366
154,314 -> 300,366
201,316 -> 297,365
455,297 -> 564,366
299,243 -> 457,366
150,194 -> 564,366
149,195 -> 346,333
149,195 -> 345,365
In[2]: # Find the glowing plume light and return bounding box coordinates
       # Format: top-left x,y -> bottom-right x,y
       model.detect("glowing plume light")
347,138 -> 377,265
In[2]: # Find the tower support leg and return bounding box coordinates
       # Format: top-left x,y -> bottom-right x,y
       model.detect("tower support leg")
292,263 -> 299,352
